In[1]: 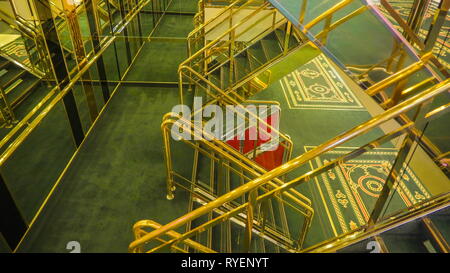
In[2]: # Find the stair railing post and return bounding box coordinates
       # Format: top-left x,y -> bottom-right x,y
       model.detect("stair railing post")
259,199 -> 270,236
162,122 -> 175,200
229,28 -> 236,89
244,189 -> 258,252
299,0 -> 307,24
297,209 -> 312,250
283,22 -> 292,55
320,15 -> 333,45
424,0 -> 450,52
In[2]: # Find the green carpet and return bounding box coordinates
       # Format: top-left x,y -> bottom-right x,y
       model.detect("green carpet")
248,51 -> 433,247
151,14 -> 194,38
17,86 -> 191,252
305,146 -> 430,235
166,0 -> 199,13
15,0 -> 199,251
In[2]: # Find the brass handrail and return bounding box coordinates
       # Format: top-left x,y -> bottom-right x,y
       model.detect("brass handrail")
160,115 -> 312,249
149,120 -> 415,253
304,0 -> 354,30
201,16 -> 287,79
378,0 -> 449,78
0,0 -> 150,165
180,11 -> 292,107
178,66 -> 292,150
367,52 -> 434,97
161,113 -> 309,206
188,0 -> 263,40
181,2 -> 271,68
130,79 -> 449,253
0,11 -> 47,77
302,192 -> 450,253
133,220 -> 216,253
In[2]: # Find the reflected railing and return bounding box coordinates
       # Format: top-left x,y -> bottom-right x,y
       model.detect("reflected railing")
0,9 -> 48,77
0,0 -> 150,251
304,191 -> 450,253
133,220 -> 217,253
204,0 -> 266,6
377,0 -> 450,70
376,0 -> 448,77
130,78 -> 450,253
184,1 -> 273,72
268,0 -> 445,85
266,0 -> 449,171
182,0 -> 448,166
188,0 -> 268,54
181,0 -> 305,106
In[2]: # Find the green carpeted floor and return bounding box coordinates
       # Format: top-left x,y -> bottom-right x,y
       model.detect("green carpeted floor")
16,86 -> 192,252
166,0 -> 199,13
4,0 -> 448,253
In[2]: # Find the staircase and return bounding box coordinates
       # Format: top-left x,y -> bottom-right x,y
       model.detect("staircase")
130,77 -> 449,253
129,0 -> 450,253
180,0 -> 316,106
157,107 -> 314,253
0,56 -> 42,126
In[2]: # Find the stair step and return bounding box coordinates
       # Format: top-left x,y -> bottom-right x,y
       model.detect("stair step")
261,33 -> 283,60
0,68 -> 26,90
247,42 -> 267,71
234,55 -> 250,82
0,60 -> 10,71
0,69 -> 8,78
274,28 -> 299,51
4,78 -> 23,95
9,78 -> 41,108
379,217 -> 448,253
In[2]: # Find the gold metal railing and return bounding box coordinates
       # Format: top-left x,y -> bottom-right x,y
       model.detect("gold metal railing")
366,52 -> 435,106
161,109 -> 297,195
0,10 -> 48,77
303,192 -> 450,253
183,1 -> 273,71
160,113 -> 313,251
185,0 -> 449,164
378,0 -> 449,77
180,0 -> 305,107
133,220 -> 216,253
204,0 -> 266,6
177,66 -> 290,151
359,52 -> 449,164
0,0 -> 149,163
130,78 -> 450,253
188,0 -> 268,54
265,0 -> 449,166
